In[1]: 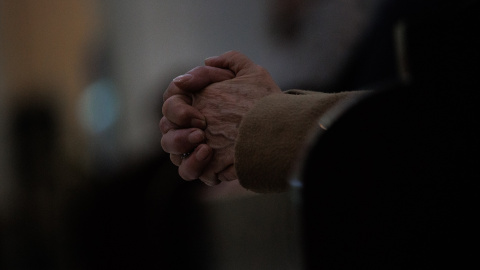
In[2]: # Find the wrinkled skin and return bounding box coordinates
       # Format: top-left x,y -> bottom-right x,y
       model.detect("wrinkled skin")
160,51 -> 282,186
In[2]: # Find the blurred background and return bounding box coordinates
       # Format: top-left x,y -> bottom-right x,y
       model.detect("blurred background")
1,0 -> 383,269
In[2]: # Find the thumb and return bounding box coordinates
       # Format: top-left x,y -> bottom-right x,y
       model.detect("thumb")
173,66 -> 234,92
204,50 -> 256,76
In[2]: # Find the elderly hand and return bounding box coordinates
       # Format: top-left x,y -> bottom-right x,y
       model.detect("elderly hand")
160,66 -> 234,185
161,51 -> 282,186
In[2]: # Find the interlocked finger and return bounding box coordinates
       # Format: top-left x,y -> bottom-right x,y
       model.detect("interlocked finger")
161,127 -> 205,155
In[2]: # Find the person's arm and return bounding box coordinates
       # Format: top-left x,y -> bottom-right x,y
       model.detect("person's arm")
235,89 -> 369,193
160,50 -> 370,192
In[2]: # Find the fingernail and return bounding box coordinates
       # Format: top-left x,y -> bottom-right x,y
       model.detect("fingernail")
204,180 -> 219,187
188,130 -> 204,144
196,145 -> 211,161
204,56 -> 218,62
191,118 -> 206,129
203,180 -> 214,186
173,74 -> 193,84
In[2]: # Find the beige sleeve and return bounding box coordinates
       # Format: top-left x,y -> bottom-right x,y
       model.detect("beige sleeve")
234,89 -> 370,193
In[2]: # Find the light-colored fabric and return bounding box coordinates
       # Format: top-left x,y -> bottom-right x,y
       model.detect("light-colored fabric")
235,89 -> 369,193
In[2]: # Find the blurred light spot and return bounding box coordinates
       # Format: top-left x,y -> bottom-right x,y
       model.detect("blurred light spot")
78,78 -> 119,134
289,177 -> 303,188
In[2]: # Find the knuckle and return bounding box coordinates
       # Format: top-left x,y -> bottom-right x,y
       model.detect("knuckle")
162,130 -> 190,154
172,131 -> 185,146
178,167 -> 199,181
163,96 -> 191,124
159,117 -> 169,134
162,97 -> 173,115
176,106 -> 191,121
163,81 -> 176,101
160,136 -> 170,153
170,154 -> 181,166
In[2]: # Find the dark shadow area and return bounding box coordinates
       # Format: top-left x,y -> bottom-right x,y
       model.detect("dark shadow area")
301,0 -> 479,268
2,97 -> 213,269
65,153 -> 213,270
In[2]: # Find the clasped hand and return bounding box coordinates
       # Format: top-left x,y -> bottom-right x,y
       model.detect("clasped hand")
160,51 -> 282,186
